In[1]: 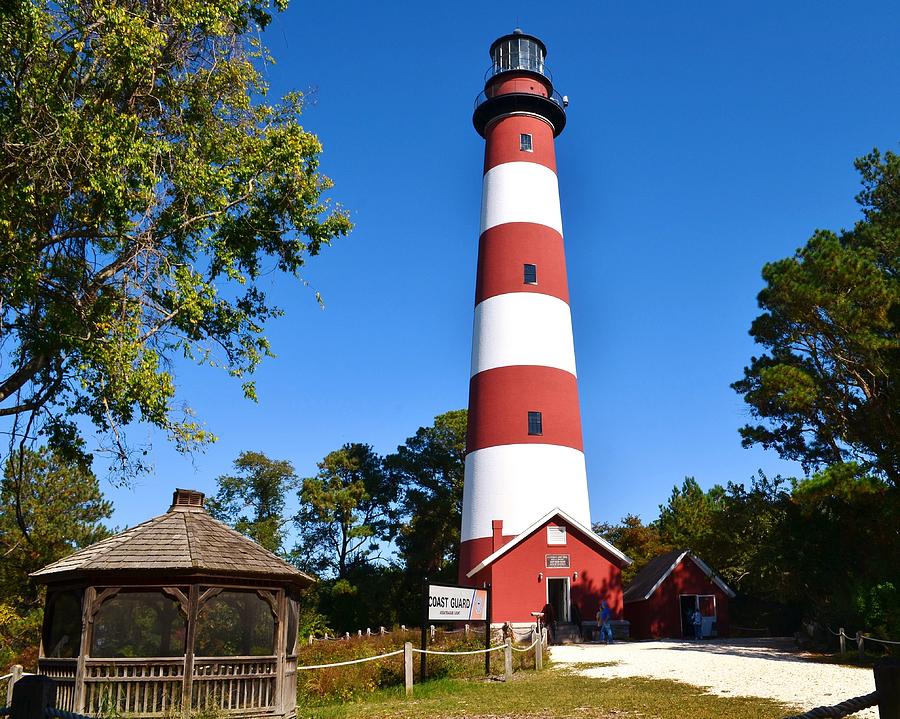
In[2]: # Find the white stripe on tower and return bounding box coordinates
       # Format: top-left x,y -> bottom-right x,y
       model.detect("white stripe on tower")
470,293 -> 576,376
460,32 -> 592,582
480,162 -> 563,235
461,445 -> 590,543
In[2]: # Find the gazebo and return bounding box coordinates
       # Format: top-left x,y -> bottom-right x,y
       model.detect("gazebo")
33,488 -> 314,719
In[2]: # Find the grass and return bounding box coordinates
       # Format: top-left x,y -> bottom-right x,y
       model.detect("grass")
297,663 -> 794,719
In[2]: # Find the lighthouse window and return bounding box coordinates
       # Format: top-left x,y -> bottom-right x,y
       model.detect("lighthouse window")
527,411 -> 543,435
520,133 -> 533,152
523,263 -> 537,284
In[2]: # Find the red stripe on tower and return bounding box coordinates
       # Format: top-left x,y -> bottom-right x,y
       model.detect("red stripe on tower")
460,30 -> 592,583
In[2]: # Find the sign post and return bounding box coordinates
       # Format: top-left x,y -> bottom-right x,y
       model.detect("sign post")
484,583 -> 492,676
420,576 -> 428,682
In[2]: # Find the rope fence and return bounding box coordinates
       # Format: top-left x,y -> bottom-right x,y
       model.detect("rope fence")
782,691 -> 880,719
295,630 -> 546,694
412,644 -> 505,656
295,649 -> 405,670
511,636 -> 541,653
731,625 -> 769,633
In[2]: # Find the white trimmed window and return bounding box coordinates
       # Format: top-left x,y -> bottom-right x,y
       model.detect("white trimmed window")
527,411 -> 543,435
547,526 -> 567,545
520,133 -> 533,152
523,263 -> 537,284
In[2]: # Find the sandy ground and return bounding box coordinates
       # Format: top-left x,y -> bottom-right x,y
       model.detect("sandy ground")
551,637 -> 878,718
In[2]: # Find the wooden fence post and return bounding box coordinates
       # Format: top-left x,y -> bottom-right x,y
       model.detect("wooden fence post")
11,675 -> 56,719
874,657 -> 900,719
535,632 -> 543,671
5,665 -> 23,707
504,638 -> 512,680
839,627 -> 845,654
857,631 -> 865,661
404,642 -> 414,696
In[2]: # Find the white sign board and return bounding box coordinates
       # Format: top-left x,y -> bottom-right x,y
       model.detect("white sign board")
427,584 -> 488,621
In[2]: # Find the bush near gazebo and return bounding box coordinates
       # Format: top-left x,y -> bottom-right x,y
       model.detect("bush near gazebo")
295,629 -> 544,706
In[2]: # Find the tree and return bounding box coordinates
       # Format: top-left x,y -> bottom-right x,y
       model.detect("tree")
656,477 -> 726,557
386,409 -> 467,581
207,451 -> 296,554
593,514 -> 673,585
0,0 -> 352,479
0,447 -> 112,666
293,443 -> 397,579
732,149 -> 899,484
0,447 -> 112,609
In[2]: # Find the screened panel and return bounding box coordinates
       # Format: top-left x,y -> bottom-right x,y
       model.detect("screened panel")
91,590 -> 187,658
44,589 -> 83,658
195,590 -> 275,657
286,597 -> 299,655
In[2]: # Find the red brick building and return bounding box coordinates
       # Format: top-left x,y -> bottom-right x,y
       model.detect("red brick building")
624,550 -> 735,639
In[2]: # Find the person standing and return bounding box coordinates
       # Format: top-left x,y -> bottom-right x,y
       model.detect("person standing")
599,600 -> 613,644
541,601 -> 556,646
692,607 -> 703,640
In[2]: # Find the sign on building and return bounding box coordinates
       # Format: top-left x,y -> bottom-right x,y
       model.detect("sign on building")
427,584 -> 488,621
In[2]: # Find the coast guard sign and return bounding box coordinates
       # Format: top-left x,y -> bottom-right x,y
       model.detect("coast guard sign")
427,584 -> 488,621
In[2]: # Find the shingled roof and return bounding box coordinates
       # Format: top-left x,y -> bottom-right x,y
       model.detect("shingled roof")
623,549 -> 735,603
32,489 -> 314,590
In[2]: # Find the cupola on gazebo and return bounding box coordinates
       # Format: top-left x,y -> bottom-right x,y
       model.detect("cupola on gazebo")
32,489 -> 313,719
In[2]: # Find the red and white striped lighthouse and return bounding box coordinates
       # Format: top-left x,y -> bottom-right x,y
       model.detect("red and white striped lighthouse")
459,30 -> 592,581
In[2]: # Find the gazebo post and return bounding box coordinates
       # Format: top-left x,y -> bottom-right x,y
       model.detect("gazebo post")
73,586 -> 94,713
181,584 -> 200,717
274,590 -> 286,717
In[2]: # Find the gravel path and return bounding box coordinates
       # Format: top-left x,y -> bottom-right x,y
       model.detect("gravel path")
551,638 -> 878,717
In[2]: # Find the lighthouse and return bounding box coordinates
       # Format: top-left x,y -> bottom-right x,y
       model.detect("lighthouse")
459,30 -> 630,631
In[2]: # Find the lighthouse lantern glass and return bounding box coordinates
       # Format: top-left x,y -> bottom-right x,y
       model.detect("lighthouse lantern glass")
493,37 -> 545,75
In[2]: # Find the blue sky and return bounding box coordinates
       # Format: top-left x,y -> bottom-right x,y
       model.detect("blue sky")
98,1 -> 900,538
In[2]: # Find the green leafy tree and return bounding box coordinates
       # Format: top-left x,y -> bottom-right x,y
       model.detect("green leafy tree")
293,443 -> 397,579
732,149 -> 899,484
0,447 -> 112,609
593,514 -> 673,585
656,477 -> 726,557
0,0 -> 351,478
0,447 -> 111,666
386,410 -> 467,581
207,451 -> 296,554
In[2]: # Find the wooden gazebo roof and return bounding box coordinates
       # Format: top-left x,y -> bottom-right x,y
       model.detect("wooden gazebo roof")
32,488 -> 314,590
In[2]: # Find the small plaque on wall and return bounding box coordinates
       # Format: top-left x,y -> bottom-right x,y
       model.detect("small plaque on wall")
545,554 -> 570,568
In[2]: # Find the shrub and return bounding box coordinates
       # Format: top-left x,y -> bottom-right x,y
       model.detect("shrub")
295,627 -> 546,705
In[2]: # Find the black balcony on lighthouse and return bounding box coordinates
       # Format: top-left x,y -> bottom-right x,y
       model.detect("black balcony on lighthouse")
473,28 -> 567,138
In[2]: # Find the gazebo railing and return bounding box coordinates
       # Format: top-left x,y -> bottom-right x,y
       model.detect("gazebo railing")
83,659 -> 184,716
36,659 -> 76,711
38,657 -> 278,717
192,657 -> 278,713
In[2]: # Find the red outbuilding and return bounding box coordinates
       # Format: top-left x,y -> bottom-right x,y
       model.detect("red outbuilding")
623,550 -> 735,639
465,508 -> 631,630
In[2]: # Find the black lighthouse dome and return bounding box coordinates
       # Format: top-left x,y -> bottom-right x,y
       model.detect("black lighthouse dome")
473,29 -> 567,138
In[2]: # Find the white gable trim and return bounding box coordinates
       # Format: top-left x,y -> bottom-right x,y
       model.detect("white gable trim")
465,507 -> 632,578
689,554 -> 737,598
631,550 -> 736,601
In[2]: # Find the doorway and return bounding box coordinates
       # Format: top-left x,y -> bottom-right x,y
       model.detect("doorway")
547,578 -> 569,623
679,595 -> 696,638
679,594 -> 718,637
